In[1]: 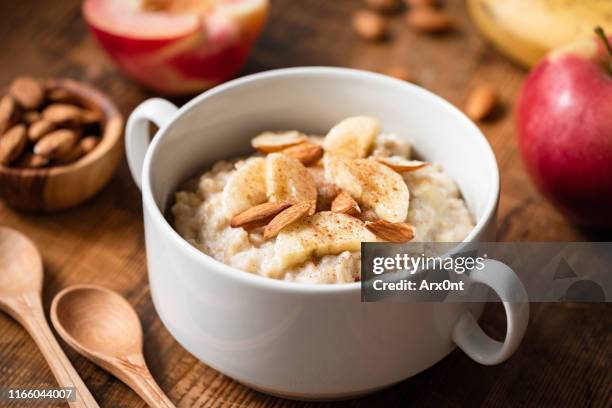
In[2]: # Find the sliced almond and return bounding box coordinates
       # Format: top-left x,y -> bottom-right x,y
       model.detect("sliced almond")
230,201 -> 292,229
366,220 -> 415,242
9,77 -> 45,110
406,7 -> 452,33
34,129 -> 78,158
252,131 -> 308,153
28,119 -> 56,142
465,84 -> 497,121
0,124 -> 27,165
375,157 -> 428,172
54,144 -> 84,165
331,191 -> 361,216
0,95 -> 16,135
80,136 -> 100,154
18,153 -> 50,168
42,103 -> 83,125
263,200 -> 314,239
281,142 -> 324,166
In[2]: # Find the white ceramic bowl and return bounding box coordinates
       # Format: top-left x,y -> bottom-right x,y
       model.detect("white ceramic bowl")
125,67 -> 528,399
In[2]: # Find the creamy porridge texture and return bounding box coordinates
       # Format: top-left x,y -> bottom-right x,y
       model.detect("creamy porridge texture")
172,116 -> 474,284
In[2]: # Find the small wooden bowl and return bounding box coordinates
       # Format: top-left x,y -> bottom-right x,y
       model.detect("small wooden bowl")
0,79 -> 123,211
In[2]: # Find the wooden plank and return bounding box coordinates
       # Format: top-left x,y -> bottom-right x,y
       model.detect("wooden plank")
0,0 -> 609,407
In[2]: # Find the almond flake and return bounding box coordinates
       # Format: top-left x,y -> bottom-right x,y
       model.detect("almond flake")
263,200 -> 314,239
281,142 -> 324,166
231,201 -> 292,230
252,131 -> 308,153
366,220 -> 415,242
331,191 -> 361,216
375,157 -> 428,172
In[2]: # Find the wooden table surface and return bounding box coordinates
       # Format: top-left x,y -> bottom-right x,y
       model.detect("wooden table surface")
0,0 -> 610,407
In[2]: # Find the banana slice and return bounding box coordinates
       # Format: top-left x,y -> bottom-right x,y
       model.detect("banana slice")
266,153 -> 317,212
222,158 -> 267,217
325,156 -> 409,222
324,116 -> 380,159
274,211 -> 378,271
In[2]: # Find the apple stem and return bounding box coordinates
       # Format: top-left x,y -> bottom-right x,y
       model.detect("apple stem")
595,26 -> 612,72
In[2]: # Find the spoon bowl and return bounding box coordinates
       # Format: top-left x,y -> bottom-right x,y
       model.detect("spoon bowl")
51,285 -> 174,408
0,227 -> 98,407
52,285 -> 142,357
0,227 -> 43,299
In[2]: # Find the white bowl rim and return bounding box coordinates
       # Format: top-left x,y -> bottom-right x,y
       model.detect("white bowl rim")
141,66 -> 500,295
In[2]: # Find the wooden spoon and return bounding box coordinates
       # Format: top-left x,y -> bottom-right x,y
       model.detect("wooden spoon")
51,285 -> 175,408
0,227 -> 98,407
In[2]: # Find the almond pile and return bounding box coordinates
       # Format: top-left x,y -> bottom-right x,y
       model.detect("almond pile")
353,0 -> 453,43
228,118 -> 426,244
0,76 -> 103,168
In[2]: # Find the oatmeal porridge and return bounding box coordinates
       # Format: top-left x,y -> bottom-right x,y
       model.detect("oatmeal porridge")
172,116 -> 474,284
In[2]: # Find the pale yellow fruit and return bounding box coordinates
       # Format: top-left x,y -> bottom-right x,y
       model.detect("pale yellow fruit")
222,158 -> 267,217
324,116 -> 379,159
324,156 -> 409,222
266,153 -> 317,209
467,0 -> 612,68
274,212 -> 378,271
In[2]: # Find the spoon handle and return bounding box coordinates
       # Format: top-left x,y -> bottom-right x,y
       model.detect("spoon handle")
115,354 -> 175,408
6,292 -> 99,408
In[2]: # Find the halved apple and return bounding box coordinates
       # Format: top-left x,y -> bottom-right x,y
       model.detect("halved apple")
83,0 -> 268,94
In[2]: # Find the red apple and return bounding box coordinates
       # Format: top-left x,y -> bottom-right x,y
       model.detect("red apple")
517,29 -> 612,228
83,0 -> 268,94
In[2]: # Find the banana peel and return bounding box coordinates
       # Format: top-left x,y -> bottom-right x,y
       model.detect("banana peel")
467,0 -> 612,68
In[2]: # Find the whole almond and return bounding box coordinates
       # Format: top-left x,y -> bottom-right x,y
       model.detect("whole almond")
23,110 -> 42,124
231,201 -> 292,229
9,77 -> 45,110
0,95 -> 16,135
406,7 -> 452,33
352,10 -> 389,41
18,153 -> 50,168
42,104 -> 83,125
252,131 -> 308,153
465,84 -> 497,121
366,220 -> 415,242
263,201 -> 314,239
383,66 -> 415,83
54,144 -> 84,165
281,142 -> 324,166
34,129 -> 78,158
331,191 -> 361,216
365,0 -> 401,13
0,124 -> 27,165
80,136 -> 100,154
28,119 -> 56,142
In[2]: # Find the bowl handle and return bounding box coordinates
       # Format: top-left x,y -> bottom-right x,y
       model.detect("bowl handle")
125,98 -> 178,190
452,259 -> 529,365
